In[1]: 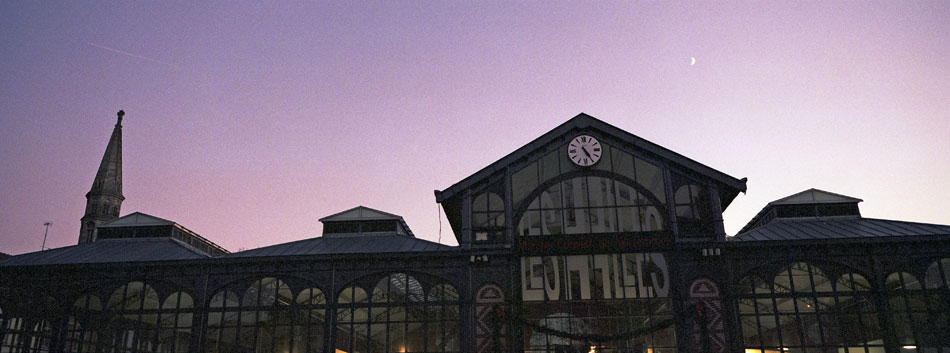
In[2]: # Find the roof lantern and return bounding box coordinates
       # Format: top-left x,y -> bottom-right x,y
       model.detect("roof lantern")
319,206 -> 415,237
737,188 -> 863,234
96,212 -> 229,256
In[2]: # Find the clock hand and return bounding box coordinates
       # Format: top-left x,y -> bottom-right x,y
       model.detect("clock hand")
582,146 -> 592,159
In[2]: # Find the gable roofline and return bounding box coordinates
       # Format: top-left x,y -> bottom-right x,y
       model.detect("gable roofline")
98,211 -> 175,227
435,113 -> 747,203
319,205 -> 403,222
319,205 -> 415,238
736,188 -> 864,234
766,188 -> 862,206
97,211 -> 229,255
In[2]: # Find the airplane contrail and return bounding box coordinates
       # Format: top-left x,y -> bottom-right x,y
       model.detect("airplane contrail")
86,41 -> 178,69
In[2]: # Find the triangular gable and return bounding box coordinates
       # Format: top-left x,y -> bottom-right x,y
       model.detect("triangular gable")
318,206 -> 402,222
99,212 -> 175,228
319,206 -> 415,238
435,113 -> 747,204
433,113 -> 748,242
768,188 -> 863,206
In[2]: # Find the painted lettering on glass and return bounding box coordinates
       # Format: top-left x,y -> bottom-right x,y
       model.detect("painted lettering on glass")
521,253 -> 669,301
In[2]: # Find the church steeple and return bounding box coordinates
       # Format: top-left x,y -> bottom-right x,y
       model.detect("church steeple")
79,110 -> 126,244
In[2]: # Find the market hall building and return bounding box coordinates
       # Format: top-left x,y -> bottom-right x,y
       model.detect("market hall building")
1,113 -> 949,353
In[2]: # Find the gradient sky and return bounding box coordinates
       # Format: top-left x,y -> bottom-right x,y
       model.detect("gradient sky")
1,1 -> 948,255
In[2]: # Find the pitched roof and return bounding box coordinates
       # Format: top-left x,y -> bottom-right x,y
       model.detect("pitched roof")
766,188 -> 862,206
0,237 -> 210,266
98,212 -> 175,227
319,206 -> 415,237
435,113 -> 747,204
319,206 -> 403,222
730,217 -> 950,242
737,188 -> 863,234
224,233 -> 455,258
95,211 -> 229,255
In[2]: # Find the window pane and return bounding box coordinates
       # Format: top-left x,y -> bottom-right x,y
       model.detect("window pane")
588,208 -> 617,233
588,177 -> 616,207
611,147 -> 636,181
924,259 -> 950,289
617,207 -> 641,232
635,157 -> 666,203
517,210 -> 541,236
512,162 -> 539,206
541,209 -> 563,235
562,178 -> 588,209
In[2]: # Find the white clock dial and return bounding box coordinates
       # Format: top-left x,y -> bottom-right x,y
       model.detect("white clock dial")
568,135 -> 602,167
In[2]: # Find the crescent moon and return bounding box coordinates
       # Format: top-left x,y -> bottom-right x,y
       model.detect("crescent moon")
690,57 -> 696,66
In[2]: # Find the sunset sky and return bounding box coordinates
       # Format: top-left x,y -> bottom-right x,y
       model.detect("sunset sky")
1,1 -> 948,255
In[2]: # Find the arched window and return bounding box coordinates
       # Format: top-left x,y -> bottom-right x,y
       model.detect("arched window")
516,176 -> 666,236
512,145 -> 668,238
426,284 -> 460,352
921,259 -> 950,350
471,188 -> 505,242
835,273 -> 871,292
157,292 -> 193,353
102,282 -> 161,352
335,274 -> 460,353
885,272 -> 922,349
294,288 -> 327,353
65,294 -> 103,352
207,278 -> 297,353
335,286 -> 369,353
205,291 -> 239,352
924,258 -> 950,289
739,264 -> 882,353
207,279 -> 326,353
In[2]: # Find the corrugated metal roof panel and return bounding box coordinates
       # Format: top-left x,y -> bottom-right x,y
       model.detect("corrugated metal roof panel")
226,233 -> 455,258
731,217 -> 950,242
0,238 -> 209,266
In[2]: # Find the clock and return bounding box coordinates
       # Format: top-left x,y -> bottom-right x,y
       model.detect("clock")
568,135 -> 602,167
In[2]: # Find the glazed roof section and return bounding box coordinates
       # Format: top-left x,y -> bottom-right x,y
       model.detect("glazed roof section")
435,113 -> 748,205
0,237 -> 211,266
730,217 -> 950,242
224,233 -> 455,258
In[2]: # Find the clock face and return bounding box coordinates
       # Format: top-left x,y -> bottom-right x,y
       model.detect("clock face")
568,135 -> 602,167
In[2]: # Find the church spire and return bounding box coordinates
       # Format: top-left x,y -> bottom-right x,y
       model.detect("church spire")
79,110 -> 126,244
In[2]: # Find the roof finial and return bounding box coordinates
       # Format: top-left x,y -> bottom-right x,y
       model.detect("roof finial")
116,110 -> 125,126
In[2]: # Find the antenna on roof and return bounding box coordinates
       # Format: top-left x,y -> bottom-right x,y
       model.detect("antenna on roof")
41,222 -> 52,250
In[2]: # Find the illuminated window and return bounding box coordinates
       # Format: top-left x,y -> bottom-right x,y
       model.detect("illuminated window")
335,273 -> 459,353
206,278 -> 314,353
739,264 -> 883,353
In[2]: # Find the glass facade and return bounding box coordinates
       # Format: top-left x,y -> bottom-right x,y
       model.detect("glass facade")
739,263 -> 885,353
513,145 -> 669,238
205,278 -> 326,353
520,253 -> 674,353
335,273 -> 460,353
4,116 -> 950,353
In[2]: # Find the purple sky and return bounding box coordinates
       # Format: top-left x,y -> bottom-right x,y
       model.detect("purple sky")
1,2 -> 948,255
